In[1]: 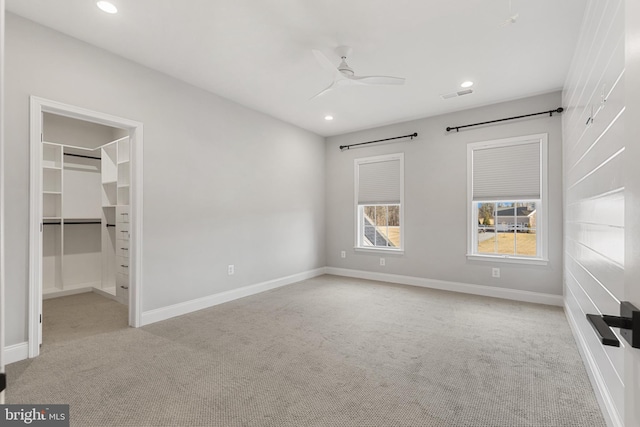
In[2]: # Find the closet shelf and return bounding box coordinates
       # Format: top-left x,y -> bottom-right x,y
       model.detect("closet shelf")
43,166 -> 62,171
102,180 -> 117,185
43,141 -> 96,151
43,191 -> 62,195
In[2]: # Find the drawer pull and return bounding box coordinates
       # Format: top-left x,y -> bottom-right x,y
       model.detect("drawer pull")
120,264 -> 128,268
121,248 -> 129,251
120,285 -> 129,290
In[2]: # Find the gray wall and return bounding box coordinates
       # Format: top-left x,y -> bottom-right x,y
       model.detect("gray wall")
325,92 -> 564,295
562,0 -> 625,423
5,14 -> 325,346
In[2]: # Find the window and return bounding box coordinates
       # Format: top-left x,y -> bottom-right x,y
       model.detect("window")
467,134 -> 547,263
355,153 -> 404,251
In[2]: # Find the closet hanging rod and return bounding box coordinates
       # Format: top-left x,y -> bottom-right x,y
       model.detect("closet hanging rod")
65,221 -> 102,225
446,107 -> 564,132
340,132 -> 418,151
64,153 -> 101,160
43,221 -> 103,225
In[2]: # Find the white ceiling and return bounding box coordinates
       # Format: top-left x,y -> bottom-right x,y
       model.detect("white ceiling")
6,0 -> 587,137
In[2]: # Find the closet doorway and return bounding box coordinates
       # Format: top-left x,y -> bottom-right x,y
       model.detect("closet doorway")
29,97 -> 143,358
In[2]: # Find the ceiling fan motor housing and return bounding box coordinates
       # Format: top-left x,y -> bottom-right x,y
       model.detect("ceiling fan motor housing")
335,45 -> 355,76
338,59 -> 354,76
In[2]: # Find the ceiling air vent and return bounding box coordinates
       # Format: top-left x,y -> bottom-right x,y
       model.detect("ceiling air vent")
440,89 -> 474,100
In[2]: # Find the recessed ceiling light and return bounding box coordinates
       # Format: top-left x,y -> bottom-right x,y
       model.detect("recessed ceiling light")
324,115 -> 334,121
96,1 -> 118,14
461,81 -> 474,88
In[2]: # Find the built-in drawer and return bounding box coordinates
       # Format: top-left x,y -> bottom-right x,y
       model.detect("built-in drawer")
117,256 -> 129,275
116,287 -> 129,305
116,272 -> 129,289
116,205 -> 130,223
116,222 -> 129,241
117,239 -> 129,257
116,273 -> 129,305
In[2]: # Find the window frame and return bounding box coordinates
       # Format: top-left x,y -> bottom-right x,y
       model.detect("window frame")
466,134 -> 548,265
354,153 -> 405,253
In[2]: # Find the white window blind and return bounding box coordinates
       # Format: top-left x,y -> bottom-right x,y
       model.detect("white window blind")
472,141 -> 541,201
357,158 -> 401,205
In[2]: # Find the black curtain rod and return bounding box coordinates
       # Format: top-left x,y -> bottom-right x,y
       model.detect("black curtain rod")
64,153 -> 101,160
446,107 -> 564,132
340,132 -> 418,151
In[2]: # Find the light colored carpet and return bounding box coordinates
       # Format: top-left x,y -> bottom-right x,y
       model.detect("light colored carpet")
7,275 -> 605,426
42,292 -> 128,345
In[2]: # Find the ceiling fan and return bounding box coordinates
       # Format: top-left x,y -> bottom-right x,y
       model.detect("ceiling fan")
500,0 -> 519,26
310,46 -> 405,99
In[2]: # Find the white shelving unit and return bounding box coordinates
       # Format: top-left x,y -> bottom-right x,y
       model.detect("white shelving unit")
42,143 -> 63,292
42,136 -> 131,304
101,137 -> 130,304
116,137 -> 130,305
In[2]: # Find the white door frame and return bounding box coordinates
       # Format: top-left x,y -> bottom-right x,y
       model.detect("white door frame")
624,1 -> 640,425
0,0 -> 6,404
28,96 -> 143,357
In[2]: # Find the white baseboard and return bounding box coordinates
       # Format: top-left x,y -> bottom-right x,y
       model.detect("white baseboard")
43,281 -> 102,300
564,303 -> 621,427
325,267 -> 563,306
141,268 -> 327,326
92,286 -> 119,302
4,342 -> 29,365
43,287 -> 92,300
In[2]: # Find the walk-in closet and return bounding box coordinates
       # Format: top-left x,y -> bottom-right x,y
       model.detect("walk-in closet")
41,112 -> 131,312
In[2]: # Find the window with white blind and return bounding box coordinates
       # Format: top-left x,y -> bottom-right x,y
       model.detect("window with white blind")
355,153 -> 404,252
467,134 -> 548,263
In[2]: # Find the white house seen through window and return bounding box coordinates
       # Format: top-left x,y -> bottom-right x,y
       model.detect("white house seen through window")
468,134 -> 547,262
355,153 -> 404,251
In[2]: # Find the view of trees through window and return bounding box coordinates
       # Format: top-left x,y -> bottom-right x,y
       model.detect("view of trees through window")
361,205 -> 400,248
476,201 -> 537,256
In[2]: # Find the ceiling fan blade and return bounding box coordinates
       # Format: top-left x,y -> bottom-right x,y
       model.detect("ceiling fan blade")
349,75 -> 406,85
312,49 -> 340,74
309,80 -> 337,99
500,13 -> 519,26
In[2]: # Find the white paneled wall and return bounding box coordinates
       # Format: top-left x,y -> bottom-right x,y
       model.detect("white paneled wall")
562,0 -> 625,425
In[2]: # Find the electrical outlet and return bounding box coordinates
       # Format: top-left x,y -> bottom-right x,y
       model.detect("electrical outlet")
228,264 -> 235,275
492,267 -> 500,278
380,258 -> 386,266
341,251 -> 346,259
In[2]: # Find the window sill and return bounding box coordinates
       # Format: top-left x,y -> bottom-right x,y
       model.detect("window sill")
466,254 -> 548,266
355,247 -> 404,255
